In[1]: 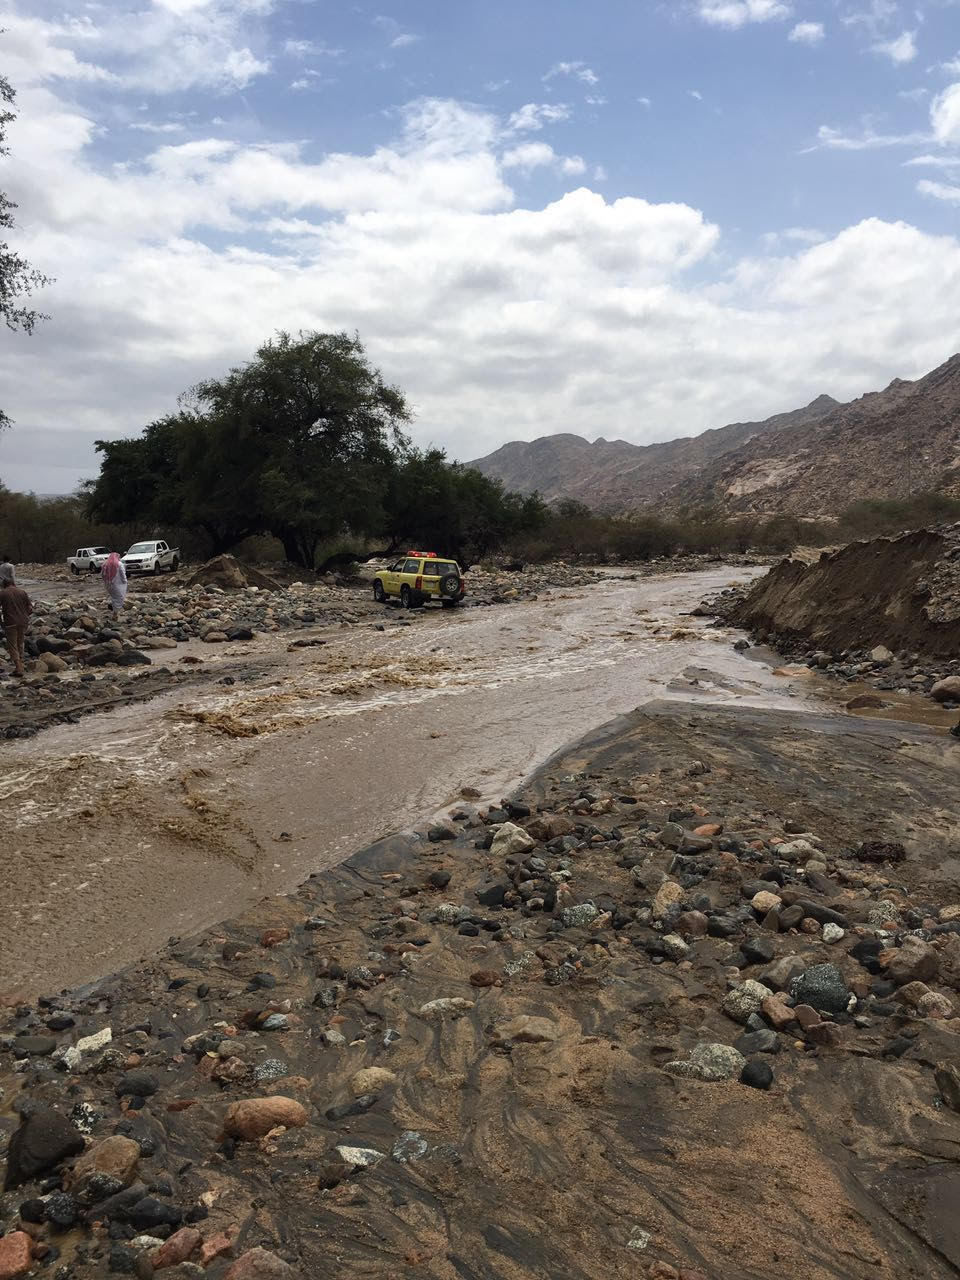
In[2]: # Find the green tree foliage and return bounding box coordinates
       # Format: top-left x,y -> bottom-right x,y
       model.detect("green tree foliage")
838,491 -> 960,537
1,68 -> 53,431
383,449 -> 548,565
88,332 -> 412,567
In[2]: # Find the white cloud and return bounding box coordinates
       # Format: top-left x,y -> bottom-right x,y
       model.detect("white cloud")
808,123 -> 927,150
284,38 -> 342,59
696,0 -> 791,30
6,18 -> 960,493
500,142 -> 586,176
762,226 -> 827,247
689,90 -> 704,101
905,153 -> 960,170
871,31 -> 918,64
391,33 -> 420,48
544,61 -> 599,85
898,87 -> 928,101
638,96 -> 652,107
931,83 -> 960,144
917,178 -> 960,202
942,52 -> 960,76
788,21 -> 825,45
507,102 -> 572,132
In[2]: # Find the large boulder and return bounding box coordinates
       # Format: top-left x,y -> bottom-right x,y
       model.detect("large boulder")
222,1097 -> 308,1141
931,676 -> 960,703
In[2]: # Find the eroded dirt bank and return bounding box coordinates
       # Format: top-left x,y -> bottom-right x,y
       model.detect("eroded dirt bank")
729,525 -> 960,657
1,701 -> 959,1279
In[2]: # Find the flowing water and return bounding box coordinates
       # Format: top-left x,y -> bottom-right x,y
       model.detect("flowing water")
2,566 -> 950,997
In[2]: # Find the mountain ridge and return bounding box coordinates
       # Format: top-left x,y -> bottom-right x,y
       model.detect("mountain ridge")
468,356 -> 960,516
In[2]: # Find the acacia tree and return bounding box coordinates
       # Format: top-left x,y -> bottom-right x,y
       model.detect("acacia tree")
88,331 -> 411,566
1,69 -> 52,430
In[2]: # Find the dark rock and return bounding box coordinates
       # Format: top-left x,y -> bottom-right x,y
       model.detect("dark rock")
790,964 -> 851,1015
734,1029 -> 780,1055
741,936 -> 775,965
740,1060 -> 774,1090
778,904 -> 805,930
18,1197 -> 46,1223
428,871 -> 452,889
44,1191 -> 79,1230
4,1107 -> 85,1188
123,1196 -> 183,1230
476,880 -> 509,908
324,1094 -> 378,1121
115,1072 -> 159,1099
12,1035 -> 57,1057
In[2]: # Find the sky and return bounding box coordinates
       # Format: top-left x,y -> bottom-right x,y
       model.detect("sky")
1,0 -> 960,494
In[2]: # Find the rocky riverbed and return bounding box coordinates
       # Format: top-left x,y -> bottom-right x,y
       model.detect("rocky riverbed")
2,697 -> 959,1279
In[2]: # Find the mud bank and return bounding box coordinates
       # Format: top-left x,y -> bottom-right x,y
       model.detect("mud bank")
2,701 -> 960,1279
729,525 -> 960,656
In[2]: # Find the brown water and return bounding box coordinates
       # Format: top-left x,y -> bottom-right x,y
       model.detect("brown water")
2,566 -> 950,998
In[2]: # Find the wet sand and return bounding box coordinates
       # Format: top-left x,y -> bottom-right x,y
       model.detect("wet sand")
2,566 -> 954,999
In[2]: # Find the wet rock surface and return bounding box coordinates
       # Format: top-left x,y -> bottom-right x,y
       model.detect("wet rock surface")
2,700 -> 959,1278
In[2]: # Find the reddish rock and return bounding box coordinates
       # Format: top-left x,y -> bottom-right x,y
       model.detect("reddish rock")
469,970 -> 501,987
260,929 -> 290,948
693,823 -> 722,837
805,1022 -> 841,1047
0,1232 -> 33,1280
200,1232 -> 236,1266
222,1097 -> 309,1141
223,1247 -> 301,1278
881,937 -> 940,985
674,911 -> 709,938
793,1004 -> 821,1031
152,1227 -> 202,1270
67,1134 -> 141,1192
761,996 -> 795,1030
526,814 -> 575,840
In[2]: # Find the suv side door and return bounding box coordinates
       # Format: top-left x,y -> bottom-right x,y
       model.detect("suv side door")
380,558 -> 405,595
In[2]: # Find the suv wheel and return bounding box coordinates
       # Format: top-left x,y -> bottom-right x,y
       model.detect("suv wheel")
373,579 -> 386,603
400,585 -> 413,608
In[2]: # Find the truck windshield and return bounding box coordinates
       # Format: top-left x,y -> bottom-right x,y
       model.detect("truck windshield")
126,543 -> 155,554
91,547 -> 109,555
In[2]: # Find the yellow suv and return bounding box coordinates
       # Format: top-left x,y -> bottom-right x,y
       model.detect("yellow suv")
373,552 -> 465,609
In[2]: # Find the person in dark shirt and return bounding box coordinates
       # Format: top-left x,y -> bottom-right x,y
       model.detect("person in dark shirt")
0,576 -> 32,676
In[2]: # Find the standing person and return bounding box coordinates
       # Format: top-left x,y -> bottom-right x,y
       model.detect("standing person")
0,554 -> 14,584
101,552 -> 128,617
0,575 -> 32,676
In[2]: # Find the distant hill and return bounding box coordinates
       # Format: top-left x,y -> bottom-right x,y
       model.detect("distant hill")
469,353 -> 960,516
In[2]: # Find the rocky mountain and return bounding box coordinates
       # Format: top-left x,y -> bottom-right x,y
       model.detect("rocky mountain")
470,353 -> 960,516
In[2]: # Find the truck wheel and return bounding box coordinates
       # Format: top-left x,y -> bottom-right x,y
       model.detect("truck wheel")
71,565 -> 79,575
400,585 -> 412,609
373,579 -> 386,602
89,563 -> 98,574
170,557 -> 179,572
153,561 -> 162,576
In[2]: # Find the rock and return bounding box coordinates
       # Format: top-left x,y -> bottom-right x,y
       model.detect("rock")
751,890 -> 782,914
199,1234 -> 235,1267
722,979 -> 772,1025
3,1106 -> 85,1188
822,923 -> 845,943
734,1029 -> 780,1055
153,1228 -> 202,1270
880,936 -> 940,985
43,1190 -> 78,1229
490,822 -> 535,857
793,1004 -> 822,1031
391,1131 -> 429,1163
469,969 -> 501,987
475,880 -> 509,908
652,881 -> 684,919
116,1070 -> 159,1099
561,902 -> 599,928
76,1027 -> 112,1054
12,1035 -> 56,1056
664,1042 -> 746,1082
919,991 -> 954,1018
740,1060 -> 774,1090
0,1232 -> 33,1279
334,1144 -> 384,1169
222,1097 -> 309,1141
349,1067 -> 397,1096
491,1015 -> 560,1045
741,935 -> 775,965
869,645 -> 894,663
761,996 -> 796,1030
223,1248 -> 300,1279
790,963 -> 851,1014
418,998 -> 474,1021
759,954 -> 806,991
931,676 -> 960,703
675,910 -> 709,937
661,933 -> 689,960
935,1063 -> 960,1113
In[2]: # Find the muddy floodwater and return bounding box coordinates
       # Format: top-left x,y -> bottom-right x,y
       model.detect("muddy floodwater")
1,566 -> 951,998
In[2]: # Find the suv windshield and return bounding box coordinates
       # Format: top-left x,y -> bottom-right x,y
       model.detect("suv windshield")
126,543 -> 154,554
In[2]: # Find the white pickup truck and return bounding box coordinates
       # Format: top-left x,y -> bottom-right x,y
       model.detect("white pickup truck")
67,546 -> 111,574
121,540 -> 181,575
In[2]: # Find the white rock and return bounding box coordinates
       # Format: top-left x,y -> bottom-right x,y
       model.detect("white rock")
822,923 -> 845,943
335,1144 -> 384,1169
490,822 -> 535,857
419,998 -> 474,1020
76,1028 -> 112,1054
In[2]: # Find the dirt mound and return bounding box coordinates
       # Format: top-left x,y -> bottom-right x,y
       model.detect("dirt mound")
732,524 -> 960,656
187,555 -> 282,591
